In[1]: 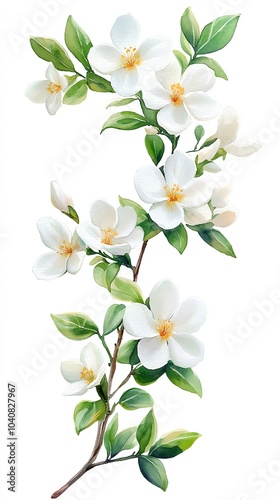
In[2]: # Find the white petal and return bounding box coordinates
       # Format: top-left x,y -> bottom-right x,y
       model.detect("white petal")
90,200 -> 117,229
25,80 -> 49,103
197,139 -> 220,163
88,44 -> 122,74
212,207 -> 238,227
134,165 -> 166,203
116,227 -> 144,249
155,58 -> 182,90
211,185 -> 231,208
139,37 -> 172,71
110,14 -> 141,51
138,336 -> 169,369
181,178 -> 213,208
164,151 -> 196,187
67,251 -> 85,274
45,63 -> 60,83
150,279 -> 179,321
216,107 -> 240,147
182,64 -> 215,93
63,380 -> 89,396
115,206 -> 137,237
111,67 -> 140,97
142,86 -> 171,110
80,343 -> 104,372
36,216 -> 71,251
184,204 -> 212,225
124,303 -> 157,338
185,92 -> 219,121
203,162 -> 222,173
71,230 -> 87,252
46,92 -> 62,116
76,221 -> 101,251
101,242 -> 130,256
61,360 -> 84,382
150,201 -> 184,230
157,103 -> 192,135
168,335 -> 204,368
225,138 -> 262,157
50,181 -> 73,212
32,252 -> 67,280
172,297 -> 207,333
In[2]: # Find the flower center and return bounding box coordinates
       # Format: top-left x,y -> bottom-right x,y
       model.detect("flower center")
57,240 -> 72,256
170,83 -> 184,106
157,319 -> 174,341
121,47 -> 141,70
164,183 -> 184,203
80,367 -> 95,384
101,228 -> 118,245
47,82 -> 62,94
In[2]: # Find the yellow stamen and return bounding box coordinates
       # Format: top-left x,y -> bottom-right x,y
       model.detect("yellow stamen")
164,184 -> 184,203
57,240 -> 72,256
47,82 -> 62,94
101,228 -> 118,245
157,319 -> 174,341
170,83 -> 184,106
121,46 -> 141,70
80,367 -> 95,384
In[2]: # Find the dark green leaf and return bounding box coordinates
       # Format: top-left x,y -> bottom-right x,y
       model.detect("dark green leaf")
137,410 -> 158,454
30,37 -> 74,71
138,456 -> 168,491
119,388 -> 154,411
166,362 -> 202,397
118,196 -> 148,224
103,304 -> 126,336
139,216 -> 162,241
173,50 -> 188,73
180,7 -> 200,49
51,312 -> 98,340
163,224 -> 188,254
63,80 -> 88,105
74,400 -> 106,435
194,125 -> 205,143
105,263 -> 120,291
107,97 -> 137,108
145,135 -> 165,166
190,56 -> 228,80
111,277 -> 144,303
196,15 -> 240,55
101,112 -> 147,133
104,413 -> 118,457
180,32 -> 193,56
134,365 -> 165,386
64,16 -> 93,71
86,72 -> 114,93
138,96 -> 159,126
111,427 -> 137,458
117,340 -> 140,365
198,228 -> 236,257
149,431 -> 201,458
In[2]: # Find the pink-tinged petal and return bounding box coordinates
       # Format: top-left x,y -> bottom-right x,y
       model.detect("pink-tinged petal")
185,92 -> 219,121
182,64 -> 215,93
168,335 -> 204,368
63,380 -> 89,396
138,336 -> 169,369
142,86 -> 171,110
164,151 -> 196,187
139,37 -> 172,71
181,178 -> 213,208
225,138 -> 262,157
197,139 -> 220,163
67,251 -> 85,274
115,206 -> 137,237
124,303 -> 157,338
172,297 -> 207,333
157,103 -> 192,135
32,252 -> 67,280
36,216 -> 71,251
116,227 -> 144,249
101,242 -> 130,256
216,107 -> 240,147
80,343 -> 104,371
150,279 -> 179,321
212,207 -> 238,227
89,44 -> 122,74
155,58 -> 182,90
150,201 -> 184,230
111,67 -> 140,97
25,80 -> 49,103
110,14 -> 141,51
76,221 -> 101,251
61,360 -> 84,383
134,165 -> 166,203
46,92 -> 62,115
90,200 -> 117,229
184,204 -> 212,225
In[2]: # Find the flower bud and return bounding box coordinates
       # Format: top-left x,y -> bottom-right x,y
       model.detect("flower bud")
51,181 -> 73,213
145,125 -> 159,136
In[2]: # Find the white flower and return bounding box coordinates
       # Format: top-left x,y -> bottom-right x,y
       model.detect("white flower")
88,13 -> 171,97
33,217 -> 86,280
198,107 -> 262,163
77,200 -> 144,256
142,58 -> 219,135
123,279 -> 206,370
25,63 -> 68,115
51,181 -> 74,213
61,343 -> 106,396
134,151 -> 213,230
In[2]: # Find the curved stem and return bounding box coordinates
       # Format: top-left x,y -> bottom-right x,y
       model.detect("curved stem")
133,241 -> 148,282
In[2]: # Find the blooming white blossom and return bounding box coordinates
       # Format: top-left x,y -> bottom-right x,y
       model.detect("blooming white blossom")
123,279 -> 206,370
25,63 -> 68,115
198,107 -> 262,163
51,181 -> 74,213
61,343 -> 106,396
142,58 -> 219,135
88,13 -> 172,97
134,151 -> 213,230
33,217 -> 86,280
77,200 -> 144,256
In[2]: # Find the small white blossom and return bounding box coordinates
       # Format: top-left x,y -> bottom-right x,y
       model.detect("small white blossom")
25,63 -> 67,115
51,181 -> 74,213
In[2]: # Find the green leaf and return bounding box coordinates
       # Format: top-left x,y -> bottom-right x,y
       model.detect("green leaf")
180,7 -> 200,49
51,312 -> 98,340
64,74 -> 77,85
86,72 -> 114,93
103,304 -> 126,336
64,16 -> 93,71
180,32 -> 193,57
166,362 -> 202,397
196,15 -> 240,55
145,135 -> 165,166
111,427 -> 137,458
74,400 -> 106,435
198,228 -> 236,257
107,97 -> 137,108
194,125 -> 205,143
137,409 -> 158,454
117,340 -> 140,365
93,261 -> 109,288
111,277 -> 144,303
133,365 -> 165,386
101,112 -> 147,133
30,37 -> 74,71
105,263 -> 120,291
63,80 -> 88,105
190,56 -> 228,80
119,388 -> 154,411
173,50 -> 188,73
138,456 -> 168,491
138,95 -> 159,126
149,431 -> 201,458
163,224 -> 188,254
89,255 -> 104,266
104,413 -> 118,458
139,216 -> 162,241
118,196 -> 147,224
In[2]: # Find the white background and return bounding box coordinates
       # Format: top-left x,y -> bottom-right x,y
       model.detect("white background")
1,1 -> 280,499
